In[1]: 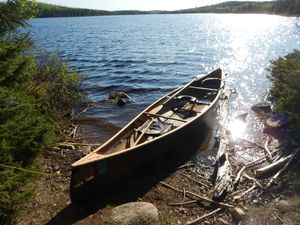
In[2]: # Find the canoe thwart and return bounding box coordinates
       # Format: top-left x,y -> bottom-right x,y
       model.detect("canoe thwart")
144,112 -> 187,123
188,86 -> 218,92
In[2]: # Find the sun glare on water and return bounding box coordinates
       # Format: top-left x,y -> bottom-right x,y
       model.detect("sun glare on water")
228,118 -> 247,140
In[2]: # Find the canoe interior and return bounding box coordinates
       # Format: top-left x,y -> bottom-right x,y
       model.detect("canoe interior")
72,68 -> 223,167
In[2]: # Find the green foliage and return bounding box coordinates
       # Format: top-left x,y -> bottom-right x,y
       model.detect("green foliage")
30,52 -> 84,120
267,50 -> 300,132
0,90 -> 54,165
274,0 -> 300,15
0,0 -> 37,34
0,0 -> 84,222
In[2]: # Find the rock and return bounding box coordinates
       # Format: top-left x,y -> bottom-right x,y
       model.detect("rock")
277,200 -> 291,213
108,91 -> 131,106
251,103 -> 272,115
111,202 -> 159,225
266,112 -> 289,128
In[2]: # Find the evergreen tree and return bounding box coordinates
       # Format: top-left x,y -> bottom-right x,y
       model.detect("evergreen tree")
0,1 -> 54,222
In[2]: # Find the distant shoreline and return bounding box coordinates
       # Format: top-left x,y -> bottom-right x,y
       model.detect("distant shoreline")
37,1 -> 300,18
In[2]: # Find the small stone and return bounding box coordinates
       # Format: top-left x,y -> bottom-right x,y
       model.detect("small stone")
277,200 -> 290,213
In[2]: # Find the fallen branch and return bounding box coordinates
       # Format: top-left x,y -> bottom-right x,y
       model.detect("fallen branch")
178,163 -> 196,169
69,124 -> 78,138
273,211 -> 285,224
185,208 -> 222,225
264,137 -> 273,161
233,166 -> 246,187
243,173 -> 263,189
160,181 -> 235,209
72,104 -> 91,119
59,142 -> 102,146
181,188 -> 186,208
233,184 -> 256,200
178,172 -> 210,188
245,148 -> 281,168
169,200 -> 198,206
255,154 -> 292,178
264,148 -> 300,189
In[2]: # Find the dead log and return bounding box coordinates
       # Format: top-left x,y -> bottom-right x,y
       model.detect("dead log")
213,95 -> 234,200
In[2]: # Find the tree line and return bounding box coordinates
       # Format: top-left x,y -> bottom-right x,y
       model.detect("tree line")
37,2 -> 151,18
36,1 -> 300,18
175,1 -> 300,15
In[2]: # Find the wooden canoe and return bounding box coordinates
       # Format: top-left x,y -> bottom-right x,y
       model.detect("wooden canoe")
70,68 -> 223,205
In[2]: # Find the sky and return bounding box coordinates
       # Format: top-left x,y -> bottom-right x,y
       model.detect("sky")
38,0 -> 274,11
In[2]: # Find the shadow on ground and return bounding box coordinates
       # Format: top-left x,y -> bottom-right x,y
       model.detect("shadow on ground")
46,125 -> 214,225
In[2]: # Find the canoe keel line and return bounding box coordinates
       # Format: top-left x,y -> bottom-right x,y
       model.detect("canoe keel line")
70,68 -> 224,205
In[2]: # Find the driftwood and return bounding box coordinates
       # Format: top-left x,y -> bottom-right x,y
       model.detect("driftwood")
265,148 -> 300,189
245,148 -> 281,168
185,208 -> 222,225
255,154 -> 292,177
213,95 -> 233,200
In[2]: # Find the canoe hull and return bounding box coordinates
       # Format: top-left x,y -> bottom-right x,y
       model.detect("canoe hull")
70,102 -> 218,205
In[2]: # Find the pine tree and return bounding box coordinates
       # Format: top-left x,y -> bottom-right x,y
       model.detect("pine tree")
0,1 -> 54,222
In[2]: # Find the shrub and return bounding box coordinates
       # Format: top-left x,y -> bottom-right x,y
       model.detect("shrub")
267,50 -> 300,132
29,52 -> 84,121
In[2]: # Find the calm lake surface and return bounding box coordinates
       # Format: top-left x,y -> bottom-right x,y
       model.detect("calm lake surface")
29,14 -> 300,140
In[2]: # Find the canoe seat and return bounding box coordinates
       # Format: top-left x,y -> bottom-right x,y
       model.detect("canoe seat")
172,108 -> 197,119
135,119 -> 173,136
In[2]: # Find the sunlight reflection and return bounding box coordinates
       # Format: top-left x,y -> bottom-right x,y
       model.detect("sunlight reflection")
228,118 -> 247,140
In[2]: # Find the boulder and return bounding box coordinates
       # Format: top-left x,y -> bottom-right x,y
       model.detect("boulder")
111,202 -> 159,225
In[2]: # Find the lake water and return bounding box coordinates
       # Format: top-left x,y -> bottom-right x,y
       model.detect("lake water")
29,14 -> 300,141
